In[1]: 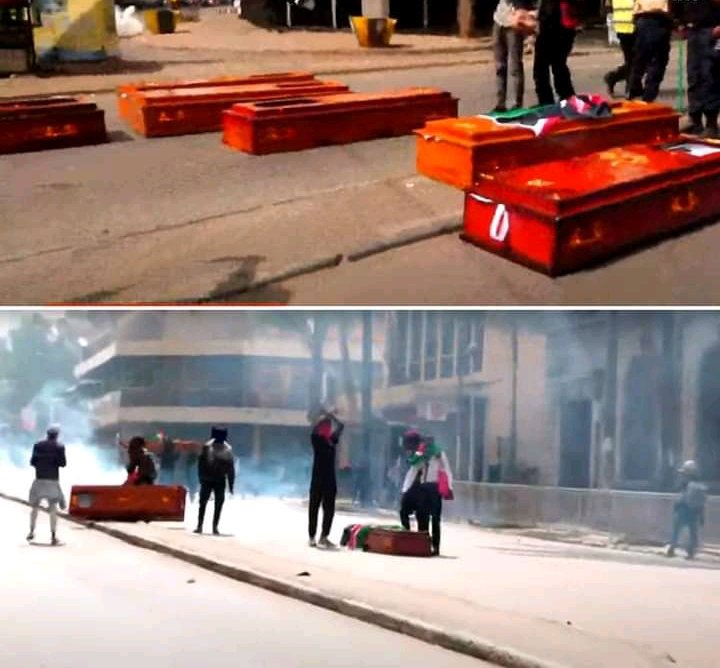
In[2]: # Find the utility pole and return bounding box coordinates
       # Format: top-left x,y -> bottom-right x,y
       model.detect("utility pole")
362,311 -> 373,502
457,0 -> 474,38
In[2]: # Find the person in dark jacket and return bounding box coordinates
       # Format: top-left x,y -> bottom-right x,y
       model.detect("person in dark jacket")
308,410 -> 344,548
677,0 -> 720,137
666,460 -> 707,559
27,425 -> 66,545
125,436 -> 157,486
533,0 -> 581,105
195,426 -> 235,535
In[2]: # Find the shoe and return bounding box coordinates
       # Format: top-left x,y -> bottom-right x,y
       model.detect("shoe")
701,127 -> 719,140
490,105 -> 507,114
26,532 -> 34,542
193,527 -> 202,534
681,122 -> 704,136
603,72 -> 616,97
308,537 -> 317,547
685,553 -> 696,560
665,546 -> 676,558
212,527 -> 220,536
318,536 -> 336,549
51,535 -> 60,546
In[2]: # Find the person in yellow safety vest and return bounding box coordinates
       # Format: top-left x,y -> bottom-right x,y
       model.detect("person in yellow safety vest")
604,0 -> 636,96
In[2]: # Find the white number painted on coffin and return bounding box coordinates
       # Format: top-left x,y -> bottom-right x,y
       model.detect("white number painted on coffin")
469,194 -> 510,243
489,204 -> 510,242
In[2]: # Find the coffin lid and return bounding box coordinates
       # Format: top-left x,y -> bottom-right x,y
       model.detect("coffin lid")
472,140 -> 720,218
0,101 -> 99,121
136,81 -> 349,106
116,72 -> 316,95
226,88 -> 456,119
416,101 -> 678,145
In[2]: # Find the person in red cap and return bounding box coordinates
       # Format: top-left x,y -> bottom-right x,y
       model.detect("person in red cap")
308,409 -> 344,548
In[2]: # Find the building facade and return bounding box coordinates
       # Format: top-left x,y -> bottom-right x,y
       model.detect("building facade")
74,312 -> 383,471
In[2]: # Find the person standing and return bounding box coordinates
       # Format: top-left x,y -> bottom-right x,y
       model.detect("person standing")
125,436 -> 157,486
308,410 -> 344,548
399,430 -> 424,531
676,0 -> 720,137
627,0 -> 678,103
195,426 -> 235,535
666,460 -> 707,559
401,435 -> 454,557
604,0 -> 637,96
27,425 -> 66,546
533,0 -> 581,105
492,0 -> 538,112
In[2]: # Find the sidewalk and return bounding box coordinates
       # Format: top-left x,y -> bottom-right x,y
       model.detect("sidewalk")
0,14 -> 613,97
4,492 -> 713,667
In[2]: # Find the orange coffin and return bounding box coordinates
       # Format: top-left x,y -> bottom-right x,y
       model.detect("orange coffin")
0,96 -> 108,155
223,88 -> 459,155
69,485 -> 187,522
416,101 -> 680,190
117,71 -> 318,125
121,79 -> 350,138
462,139 -> 720,276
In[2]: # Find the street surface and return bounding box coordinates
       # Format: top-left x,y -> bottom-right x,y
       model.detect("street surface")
101,496 -> 720,667
1,50 -> 706,305
0,498 -> 494,668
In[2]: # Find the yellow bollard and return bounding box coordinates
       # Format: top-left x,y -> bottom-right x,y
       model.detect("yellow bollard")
349,16 -> 397,48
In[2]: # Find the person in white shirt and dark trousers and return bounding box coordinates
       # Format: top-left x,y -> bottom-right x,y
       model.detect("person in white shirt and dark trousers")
401,436 -> 454,556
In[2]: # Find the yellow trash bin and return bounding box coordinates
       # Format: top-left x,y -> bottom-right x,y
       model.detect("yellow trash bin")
350,16 -> 397,48
144,8 -> 177,34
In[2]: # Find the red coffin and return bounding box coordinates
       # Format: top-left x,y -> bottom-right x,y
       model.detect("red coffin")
223,88 -> 459,155
416,101 -> 680,190
120,79 -> 350,138
0,96 -> 108,155
462,139 -> 720,276
117,72 -> 317,126
69,485 -> 187,522
365,529 -> 432,557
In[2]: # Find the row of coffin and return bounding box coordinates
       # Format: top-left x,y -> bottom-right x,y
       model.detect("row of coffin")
3,71 -> 720,274
68,483 -> 434,556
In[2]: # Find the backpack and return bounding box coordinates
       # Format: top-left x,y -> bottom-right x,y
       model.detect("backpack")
685,481 -> 707,510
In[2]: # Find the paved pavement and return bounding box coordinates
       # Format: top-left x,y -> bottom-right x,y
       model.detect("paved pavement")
0,53 -> 696,305
0,498 -> 496,668
16,493 -> 718,667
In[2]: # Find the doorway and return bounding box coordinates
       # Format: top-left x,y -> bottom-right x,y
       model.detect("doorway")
559,399 -> 592,488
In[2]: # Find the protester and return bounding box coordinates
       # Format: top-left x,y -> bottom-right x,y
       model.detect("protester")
308,409 -> 344,548
125,436 -> 157,486
27,425 -> 66,546
533,0 -> 581,105
401,435 -> 455,556
627,0 -> 678,103
604,0 -> 636,96
676,0 -> 720,137
399,430 -> 423,532
195,426 -> 235,535
492,0 -> 538,112
666,460 -> 707,559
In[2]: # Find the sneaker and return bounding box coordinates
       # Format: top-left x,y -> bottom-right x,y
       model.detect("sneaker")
318,536 -> 336,549
308,537 -> 317,547
701,127 -> 719,140
682,123 -> 704,136
603,72 -> 616,97
26,532 -> 34,542
51,535 -> 60,546
665,546 -> 676,558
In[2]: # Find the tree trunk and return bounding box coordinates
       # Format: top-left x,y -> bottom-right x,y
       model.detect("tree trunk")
457,0 -> 474,38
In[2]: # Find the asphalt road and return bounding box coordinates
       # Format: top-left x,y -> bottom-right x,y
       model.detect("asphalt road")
1,51 -> 697,304
0,498 -> 494,668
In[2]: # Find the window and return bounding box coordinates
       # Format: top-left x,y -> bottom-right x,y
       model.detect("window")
457,314 -> 485,376
122,359 -> 156,389
409,312 -> 422,382
440,314 -> 456,378
390,312 -> 410,385
424,313 -> 438,380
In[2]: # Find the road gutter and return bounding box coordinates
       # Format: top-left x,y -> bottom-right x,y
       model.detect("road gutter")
0,490 -> 564,668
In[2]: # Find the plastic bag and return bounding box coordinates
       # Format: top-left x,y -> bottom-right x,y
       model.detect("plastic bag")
115,6 -> 144,38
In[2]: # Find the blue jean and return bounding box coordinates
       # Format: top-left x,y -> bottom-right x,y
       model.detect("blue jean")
670,503 -> 700,556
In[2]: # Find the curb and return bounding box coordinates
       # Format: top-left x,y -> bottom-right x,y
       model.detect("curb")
0,491 -> 564,668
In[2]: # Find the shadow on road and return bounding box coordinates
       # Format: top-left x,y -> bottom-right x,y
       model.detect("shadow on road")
32,57 -> 221,78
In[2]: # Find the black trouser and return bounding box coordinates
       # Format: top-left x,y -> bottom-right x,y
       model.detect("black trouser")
628,15 -> 671,103
308,482 -> 336,539
606,32 -> 636,91
687,27 -> 720,124
417,482 -> 442,554
399,484 -> 422,530
198,481 -> 225,530
533,20 -> 576,105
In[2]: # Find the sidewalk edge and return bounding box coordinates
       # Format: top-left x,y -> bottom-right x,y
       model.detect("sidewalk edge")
0,491 -> 564,668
